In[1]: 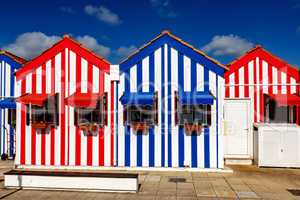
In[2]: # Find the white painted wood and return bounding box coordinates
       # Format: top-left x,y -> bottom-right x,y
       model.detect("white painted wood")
5,174 -> 138,192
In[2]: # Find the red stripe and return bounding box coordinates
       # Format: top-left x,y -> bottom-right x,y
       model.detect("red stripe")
253,59 -> 257,123
99,127 -> 104,166
99,69 -> 104,166
110,82 -> 114,166
225,76 -> 229,98
67,50 -> 71,165
60,50 -> 66,165
20,79 -> 26,165
87,63 -> 93,166
31,72 -> 37,165
244,64 -> 249,98
75,54 -> 81,165
41,64 -> 46,165
234,71 -> 239,97
50,58 -> 55,165
268,64 -> 273,94
75,127 -> 81,166
278,70 -> 282,94
259,59 -> 264,122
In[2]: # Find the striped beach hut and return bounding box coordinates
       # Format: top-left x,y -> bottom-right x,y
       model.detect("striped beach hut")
14,35 -> 115,168
224,46 -> 300,162
0,51 -> 26,159
116,31 -> 227,168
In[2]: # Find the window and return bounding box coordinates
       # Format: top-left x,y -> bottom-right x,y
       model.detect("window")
30,94 -> 59,127
125,105 -> 155,125
265,100 -> 297,124
8,109 -> 16,128
179,105 -> 211,126
74,97 -> 106,126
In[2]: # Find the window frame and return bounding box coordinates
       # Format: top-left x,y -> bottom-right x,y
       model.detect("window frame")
178,104 -> 211,127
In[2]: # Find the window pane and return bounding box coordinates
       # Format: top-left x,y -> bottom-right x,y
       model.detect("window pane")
78,109 -> 93,124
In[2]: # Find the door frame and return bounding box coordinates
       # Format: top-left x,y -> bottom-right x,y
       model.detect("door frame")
224,98 -> 253,159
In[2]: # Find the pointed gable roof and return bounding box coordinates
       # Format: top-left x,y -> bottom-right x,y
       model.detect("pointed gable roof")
227,45 -> 299,78
16,35 -> 110,80
0,50 -> 26,65
119,31 -> 228,76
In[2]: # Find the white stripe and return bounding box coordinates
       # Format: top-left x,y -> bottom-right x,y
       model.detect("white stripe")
25,119 -> 31,165
92,66 -> 99,93
238,67 -> 244,98
81,58 -> 88,93
197,131 -> 204,168
217,77 -> 224,168
92,133 -> 99,166
6,63 -> 11,97
46,60 -> 51,94
118,74 -> 125,166
104,73 -> 111,166
142,57 -> 149,92
81,133 -> 87,166
164,44 -> 168,166
272,67 -> 278,94
183,56 -> 191,92
69,52 -> 76,95
262,61 -> 268,93
291,78 -> 296,94
229,73 -> 234,98
154,48 -> 161,167
45,129 -> 51,165
26,73 -> 32,94
69,107 -> 75,166
281,72 -> 287,94
171,48 -> 178,167
142,133 -> 149,166
130,65 -> 137,92
65,49 -> 69,97
35,130 -> 41,165
36,66 -> 42,94
196,63 -> 204,91
130,128 -> 137,167
184,135 -> 190,167
256,57 -> 260,122
209,71 -> 216,168
55,53 -> 61,93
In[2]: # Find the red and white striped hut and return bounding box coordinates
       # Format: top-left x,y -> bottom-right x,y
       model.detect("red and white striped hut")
14,35 -> 115,168
223,46 -> 300,164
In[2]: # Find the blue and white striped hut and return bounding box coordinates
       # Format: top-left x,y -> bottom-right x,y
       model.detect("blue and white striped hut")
115,31 -> 228,168
0,50 -> 26,159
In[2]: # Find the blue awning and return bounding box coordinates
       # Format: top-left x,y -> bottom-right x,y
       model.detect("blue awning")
0,98 -> 16,109
120,92 -> 155,105
179,92 -> 214,105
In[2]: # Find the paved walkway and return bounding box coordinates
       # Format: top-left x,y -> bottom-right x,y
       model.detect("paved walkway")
0,162 -> 300,199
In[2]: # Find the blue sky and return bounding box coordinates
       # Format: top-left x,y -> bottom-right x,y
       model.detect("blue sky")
0,0 -> 299,67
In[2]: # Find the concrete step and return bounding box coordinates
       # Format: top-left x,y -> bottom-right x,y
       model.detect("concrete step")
225,158 -> 253,165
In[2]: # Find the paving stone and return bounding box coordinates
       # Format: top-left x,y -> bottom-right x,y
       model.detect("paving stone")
236,191 -> 259,199
213,186 -> 237,198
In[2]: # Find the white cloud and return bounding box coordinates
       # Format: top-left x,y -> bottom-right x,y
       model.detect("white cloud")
202,34 -> 254,57
114,45 -> 137,59
3,32 -> 61,59
150,0 -> 177,18
76,35 -> 111,58
3,32 -> 111,59
84,5 -> 122,25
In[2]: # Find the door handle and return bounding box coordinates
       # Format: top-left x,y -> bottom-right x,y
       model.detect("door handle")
244,128 -> 249,131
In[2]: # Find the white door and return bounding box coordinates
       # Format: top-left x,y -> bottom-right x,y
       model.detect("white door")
282,131 -> 299,167
224,100 -> 251,158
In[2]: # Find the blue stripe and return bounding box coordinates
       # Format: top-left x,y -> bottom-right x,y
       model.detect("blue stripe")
167,46 -> 172,167
137,61 -> 142,92
3,64 -> 6,154
178,52 -> 184,167
149,53 -> 155,93
137,131 -> 143,167
149,128 -> 154,167
0,62 -> 2,155
191,133 -> 197,168
216,76 -> 219,168
125,126 -> 131,166
9,66 -> 15,157
178,127 -> 184,167
161,46 -> 165,167
116,83 -> 119,166
204,128 -> 210,168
